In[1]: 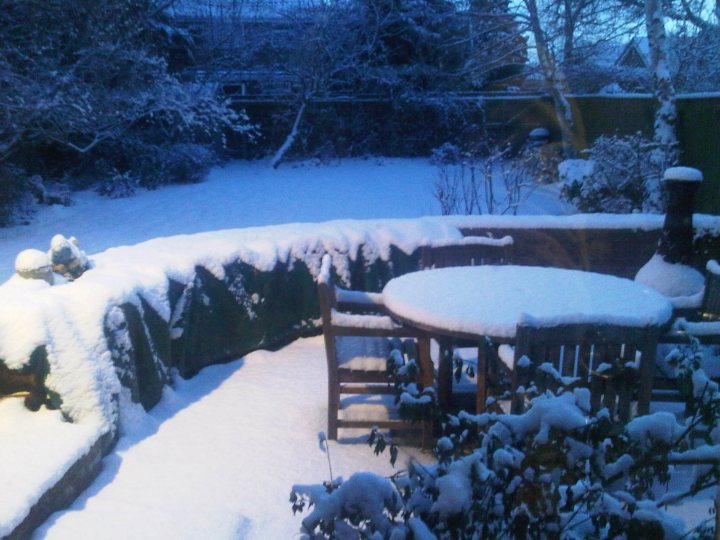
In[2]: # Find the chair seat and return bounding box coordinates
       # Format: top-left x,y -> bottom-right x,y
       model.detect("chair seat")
335,336 -> 391,371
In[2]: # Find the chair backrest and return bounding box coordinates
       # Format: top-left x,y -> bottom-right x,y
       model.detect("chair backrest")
701,260 -> 720,320
512,322 -> 659,420
420,235 -> 514,269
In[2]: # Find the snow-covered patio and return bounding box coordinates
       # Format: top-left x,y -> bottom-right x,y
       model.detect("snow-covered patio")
30,336 -> 426,539
16,336 -> 711,539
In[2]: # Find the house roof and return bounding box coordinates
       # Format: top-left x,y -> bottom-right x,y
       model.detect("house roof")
616,37 -> 650,68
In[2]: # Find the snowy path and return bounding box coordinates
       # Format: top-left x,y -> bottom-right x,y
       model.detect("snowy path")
33,337 -> 420,540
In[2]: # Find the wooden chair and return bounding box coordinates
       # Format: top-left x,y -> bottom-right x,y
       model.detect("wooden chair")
664,259 -> 720,344
509,323 -> 660,421
654,260 -> 720,403
420,235 -> 514,269
318,255 -> 432,440
420,235 -> 514,412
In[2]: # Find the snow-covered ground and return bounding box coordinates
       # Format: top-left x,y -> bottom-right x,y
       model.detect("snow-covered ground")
33,337 -> 424,539
0,158 -> 713,538
0,158 -> 573,279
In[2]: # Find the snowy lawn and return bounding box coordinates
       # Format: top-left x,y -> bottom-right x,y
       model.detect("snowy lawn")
32,337 -> 426,539
0,158 -> 573,279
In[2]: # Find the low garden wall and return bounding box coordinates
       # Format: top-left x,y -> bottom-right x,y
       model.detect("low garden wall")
1,213 -> 720,538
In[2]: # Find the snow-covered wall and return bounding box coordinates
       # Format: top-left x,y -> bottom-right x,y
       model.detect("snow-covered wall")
1,213 -> 720,537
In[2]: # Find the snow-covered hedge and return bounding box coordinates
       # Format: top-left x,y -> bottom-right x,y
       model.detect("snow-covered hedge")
0,219 -> 472,439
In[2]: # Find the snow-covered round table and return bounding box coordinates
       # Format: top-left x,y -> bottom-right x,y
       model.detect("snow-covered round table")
382,265 -> 674,410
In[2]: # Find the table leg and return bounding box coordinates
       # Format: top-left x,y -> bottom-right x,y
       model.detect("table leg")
476,341 -> 488,413
438,338 -> 453,410
413,336 -> 434,448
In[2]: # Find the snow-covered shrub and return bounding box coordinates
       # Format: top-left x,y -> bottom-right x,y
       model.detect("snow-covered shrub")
560,134 -> 666,213
291,367 -> 720,538
0,0 -> 250,214
431,143 -> 536,216
159,143 -> 217,185
521,141 -> 564,185
96,170 -> 138,199
133,143 -> 218,188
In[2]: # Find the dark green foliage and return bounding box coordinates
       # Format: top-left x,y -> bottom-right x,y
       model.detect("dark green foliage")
140,297 -> 172,370
0,0 -> 244,210
121,303 -> 168,410
95,246 -> 413,414
104,307 -> 140,402
103,301 -> 169,410
175,266 -> 256,378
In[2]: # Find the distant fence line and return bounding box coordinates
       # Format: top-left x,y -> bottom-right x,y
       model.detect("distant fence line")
228,94 -> 720,214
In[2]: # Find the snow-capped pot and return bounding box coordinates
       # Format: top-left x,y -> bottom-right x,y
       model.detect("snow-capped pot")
14,249 -> 54,284
48,234 -> 90,280
636,166 -> 705,307
663,166 -> 703,182
527,126 -> 550,148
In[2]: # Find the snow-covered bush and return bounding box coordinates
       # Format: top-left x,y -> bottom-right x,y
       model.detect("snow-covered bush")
96,170 -> 139,199
129,143 -> 218,189
431,143 -> 536,216
0,0 -> 249,210
560,134 -> 666,213
291,365 -> 720,538
157,143 -> 217,185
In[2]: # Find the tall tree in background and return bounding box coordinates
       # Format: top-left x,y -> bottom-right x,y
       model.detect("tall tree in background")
645,0 -> 680,166
520,0 -> 579,158
457,0 -> 528,88
268,0 -> 384,167
514,0 -> 642,157
266,0 -> 527,167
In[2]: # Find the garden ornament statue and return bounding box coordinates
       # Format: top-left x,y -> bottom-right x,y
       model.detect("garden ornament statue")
14,234 -> 91,284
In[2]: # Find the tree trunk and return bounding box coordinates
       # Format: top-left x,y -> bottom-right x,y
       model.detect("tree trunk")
645,0 -> 680,167
525,0 -> 579,159
271,101 -> 307,169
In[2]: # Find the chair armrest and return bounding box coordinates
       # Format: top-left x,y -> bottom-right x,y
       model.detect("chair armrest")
335,288 -> 387,313
330,310 -> 426,338
662,317 -> 720,344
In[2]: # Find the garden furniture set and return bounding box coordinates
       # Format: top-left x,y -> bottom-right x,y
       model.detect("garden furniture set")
318,238 -> 715,440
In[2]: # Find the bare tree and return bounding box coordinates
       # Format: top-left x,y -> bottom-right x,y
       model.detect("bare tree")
513,0 -> 640,157
268,0 -> 385,167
